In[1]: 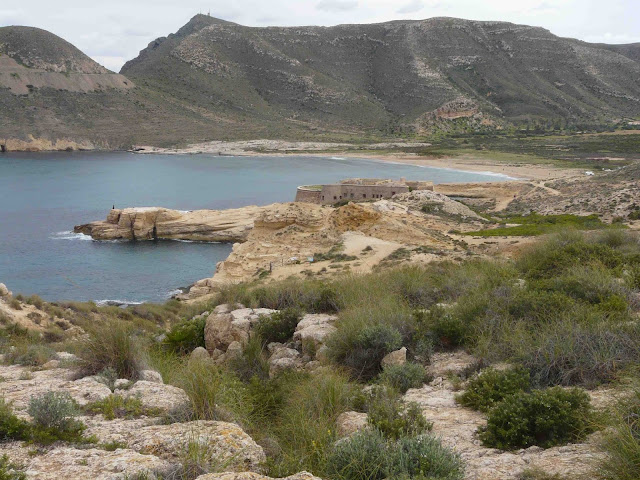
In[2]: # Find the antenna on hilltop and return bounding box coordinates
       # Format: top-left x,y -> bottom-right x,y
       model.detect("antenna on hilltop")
208,10 -> 211,16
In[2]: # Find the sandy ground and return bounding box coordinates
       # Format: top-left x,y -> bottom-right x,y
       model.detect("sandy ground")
338,152 -> 581,181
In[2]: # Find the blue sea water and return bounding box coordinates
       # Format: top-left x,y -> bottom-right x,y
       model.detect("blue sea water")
0,152 -> 512,303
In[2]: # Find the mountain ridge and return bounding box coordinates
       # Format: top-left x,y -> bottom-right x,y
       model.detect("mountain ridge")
2,15 -> 640,151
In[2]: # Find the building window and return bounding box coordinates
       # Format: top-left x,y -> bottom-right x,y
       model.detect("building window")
333,196 -> 337,200
392,192 -> 395,195
363,194 -> 366,198
350,193 -> 354,198
322,196 -> 324,200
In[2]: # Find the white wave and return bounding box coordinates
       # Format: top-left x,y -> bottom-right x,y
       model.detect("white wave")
95,299 -> 144,307
165,289 -> 184,298
50,231 -> 93,241
330,156 -> 347,160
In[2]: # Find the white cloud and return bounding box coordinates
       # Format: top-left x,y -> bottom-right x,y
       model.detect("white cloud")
316,0 -> 358,12
396,0 -> 425,14
91,55 -> 128,72
1,0 -> 638,72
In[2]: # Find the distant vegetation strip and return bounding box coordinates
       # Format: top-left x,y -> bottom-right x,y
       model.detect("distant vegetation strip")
464,213 -> 622,237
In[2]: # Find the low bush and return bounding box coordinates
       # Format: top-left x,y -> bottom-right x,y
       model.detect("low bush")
390,434 -> 464,479
378,363 -> 429,394
327,429 -> 463,480
164,315 -> 206,354
597,388 -> 640,480
327,429 -> 388,480
85,395 -> 161,420
517,321 -> 640,387
366,387 -> 431,440
480,387 -> 592,450
8,299 -> 21,311
169,357 -> 249,423
76,321 -> 145,380
255,308 -> 302,344
229,335 -> 270,382
417,308 -> 467,350
456,367 -> 531,412
27,392 -> 88,444
0,400 -> 30,442
0,454 -> 26,480
6,344 -> 56,367
328,321 -> 403,381
269,369 -> 356,478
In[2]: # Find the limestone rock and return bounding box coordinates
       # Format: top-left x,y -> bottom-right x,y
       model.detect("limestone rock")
25,447 -> 176,480
205,308 -> 277,353
191,346 -> 211,361
336,411 -> 368,438
139,370 -> 163,383
293,314 -> 337,352
113,379 -> 130,390
226,341 -> 244,361
56,351 -> 79,362
0,368 -> 112,410
75,206 -> 265,243
195,472 -> 322,480
128,420 -> 266,472
381,347 -> 407,368
268,348 -> 303,377
125,381 -> 189,412
0,283 -> 11,297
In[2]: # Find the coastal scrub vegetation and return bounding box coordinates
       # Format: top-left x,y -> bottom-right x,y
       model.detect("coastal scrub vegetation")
464,213 -> 620,237
2,229 -> 640,477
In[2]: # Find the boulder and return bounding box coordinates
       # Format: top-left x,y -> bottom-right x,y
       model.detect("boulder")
139,370 -> 163,383
268,347 -> 303,377
195,472 -> 322,480
25,447 -> 176,480
293,314 -> 337,352
381,347 -> 407,368
128,420 -> 266,472
336,411 -> 368,438
125,381 -> 189,412
113,379 -> 130,390
191,347 -> 211,362
56,352 -> 79,362
0,283 -> 11,297
205,308 -> 277,354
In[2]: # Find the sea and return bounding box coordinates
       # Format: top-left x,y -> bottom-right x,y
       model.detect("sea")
0,152 -> 513,303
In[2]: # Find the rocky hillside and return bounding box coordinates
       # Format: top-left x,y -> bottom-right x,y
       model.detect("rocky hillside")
2,17 -> 640,150
123,15 -> 640,135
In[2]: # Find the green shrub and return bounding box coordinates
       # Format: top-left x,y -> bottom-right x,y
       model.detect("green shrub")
170,357 -> 249,423
0,400 -> 31,442
27,392 -> 88,444
85,395 -> 161,420
597,388 -> 640,480
390,434 -> 464,480
480,387 -> 592,450
366,387 -> 431,440
269,369 -> 356,477
0,455 -> 26,480
8,299 -> 21,311
25,295 -> 44,309
327,430 -> 463,480
456,367 -> 531,412
330,323 -> 403,381
327,429 -> 388,480
518,321 -> 640,387
7,344 -> 56,367
229,335 -> 270,382
378,363 -> 429,394
76,321 -> 145,380
254,308 -> 302,344
164,315 -> 206,354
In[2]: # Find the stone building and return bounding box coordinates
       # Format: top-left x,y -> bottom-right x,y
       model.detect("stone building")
295,178 -> 434,204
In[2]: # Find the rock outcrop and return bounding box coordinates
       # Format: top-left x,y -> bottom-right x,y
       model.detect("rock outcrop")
24,447 -> 175,480
74,206 -> 268,242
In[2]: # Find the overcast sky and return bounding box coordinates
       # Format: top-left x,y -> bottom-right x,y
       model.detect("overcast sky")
1,0 -> 638,72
